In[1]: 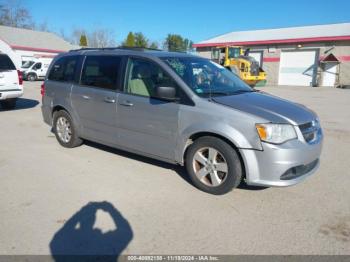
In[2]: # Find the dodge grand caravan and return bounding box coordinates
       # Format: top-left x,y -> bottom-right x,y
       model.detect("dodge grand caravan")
41,48 -> 323,195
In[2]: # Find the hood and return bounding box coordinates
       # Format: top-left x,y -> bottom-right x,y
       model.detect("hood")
212,91 -> 316,125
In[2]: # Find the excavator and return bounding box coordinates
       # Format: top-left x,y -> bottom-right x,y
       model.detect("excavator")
211,46 -> 266,87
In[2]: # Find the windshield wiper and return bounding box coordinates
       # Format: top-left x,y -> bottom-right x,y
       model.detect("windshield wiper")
203,91 -> 231,96
231,89 -> 259,95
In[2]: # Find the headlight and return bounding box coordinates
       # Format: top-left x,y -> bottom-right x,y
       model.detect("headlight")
255,123 -> 297,144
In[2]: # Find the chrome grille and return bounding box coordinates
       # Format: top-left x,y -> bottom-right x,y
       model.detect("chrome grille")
299,120 -> 320,143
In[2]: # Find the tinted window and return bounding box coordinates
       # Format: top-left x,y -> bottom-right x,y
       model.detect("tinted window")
125,58 -> 178,98
48,56 -> 79,82
81,56 -> 121,90
34,63 -> 42,70
0,55 -> 16,70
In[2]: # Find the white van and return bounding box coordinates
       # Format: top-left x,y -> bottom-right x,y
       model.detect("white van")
22,58 -> 52,81
0,54 -> 23,109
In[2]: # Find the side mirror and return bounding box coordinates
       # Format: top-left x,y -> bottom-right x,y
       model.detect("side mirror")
156,86 -> 177,101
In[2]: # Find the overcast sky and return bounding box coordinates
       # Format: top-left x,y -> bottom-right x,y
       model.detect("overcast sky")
24,0 -> 350,43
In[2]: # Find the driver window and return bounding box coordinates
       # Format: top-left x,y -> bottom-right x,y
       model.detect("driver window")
35,63 -> 42,70
125,58 -> 178,98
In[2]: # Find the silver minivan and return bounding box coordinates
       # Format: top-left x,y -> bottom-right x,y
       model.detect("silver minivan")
41,48 -> 323,195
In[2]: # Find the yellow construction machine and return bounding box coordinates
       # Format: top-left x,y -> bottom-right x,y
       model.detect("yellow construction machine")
211,46 -> 266,86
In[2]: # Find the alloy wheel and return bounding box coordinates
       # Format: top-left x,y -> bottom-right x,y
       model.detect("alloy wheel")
192,147 -> 228,187
56,116 -> 72,143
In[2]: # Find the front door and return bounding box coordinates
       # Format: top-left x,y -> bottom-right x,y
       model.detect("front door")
33,62 -> 45,78
71,55 -> 122,144
117,57 -> 179,160
322,62 -> 338,87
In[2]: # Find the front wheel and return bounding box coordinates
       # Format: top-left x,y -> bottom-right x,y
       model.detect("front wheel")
185,136 -> 243,195
53,110 -> 83,148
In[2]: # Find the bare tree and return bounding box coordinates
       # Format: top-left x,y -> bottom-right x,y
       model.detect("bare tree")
36,20 -> 49,32
88,28 -> 116,48
70,28 -> 87,45
0,0 -> 35,29
57,28 -> 72,42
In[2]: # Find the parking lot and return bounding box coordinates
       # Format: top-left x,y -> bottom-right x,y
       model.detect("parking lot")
0,81 -> 350,255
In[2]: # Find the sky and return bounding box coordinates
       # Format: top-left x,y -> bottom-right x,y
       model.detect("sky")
22,0 -> 350,44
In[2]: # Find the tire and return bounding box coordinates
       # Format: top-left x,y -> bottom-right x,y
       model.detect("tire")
53,110 -> 83,148
185,136 -> 243,195
27,73 -> 37,81
0,98 -> 17,110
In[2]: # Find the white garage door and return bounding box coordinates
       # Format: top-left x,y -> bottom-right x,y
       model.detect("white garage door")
278,50 -> 317,86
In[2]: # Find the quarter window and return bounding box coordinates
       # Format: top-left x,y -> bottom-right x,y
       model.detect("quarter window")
125,58 -> 178,98
81,56 -> 121,90
48,56 -> 79,82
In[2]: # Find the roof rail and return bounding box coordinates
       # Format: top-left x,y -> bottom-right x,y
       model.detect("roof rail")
69,46 -> 163,52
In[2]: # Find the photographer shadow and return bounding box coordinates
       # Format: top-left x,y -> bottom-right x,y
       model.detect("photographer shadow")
50,201 -> 133,262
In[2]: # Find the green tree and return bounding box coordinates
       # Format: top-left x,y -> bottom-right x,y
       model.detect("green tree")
134,32 -> 148,48
123,32 -> 135,47
165,34 -> 187,52
149,41 -> 159,49
79,34 -> 88,47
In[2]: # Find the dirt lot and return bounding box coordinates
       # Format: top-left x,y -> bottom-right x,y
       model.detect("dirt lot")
0,82 -> 349,255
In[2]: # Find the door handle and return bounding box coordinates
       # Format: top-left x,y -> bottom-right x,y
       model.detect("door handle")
104,97 -> 116,103
82,95 -> 90,100
119,100 -> 133,107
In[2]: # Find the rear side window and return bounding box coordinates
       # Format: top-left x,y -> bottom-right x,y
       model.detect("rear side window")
81,56 -> 121,90
0,55 -> 16,70
48,56 -> 79,82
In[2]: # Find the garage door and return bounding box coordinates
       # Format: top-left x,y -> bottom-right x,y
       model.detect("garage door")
278,50 -> 317,86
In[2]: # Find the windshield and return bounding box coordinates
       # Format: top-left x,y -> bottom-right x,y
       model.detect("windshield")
161,57 -> 252,97
22,61 -> 35,69
228,47 -> 240,58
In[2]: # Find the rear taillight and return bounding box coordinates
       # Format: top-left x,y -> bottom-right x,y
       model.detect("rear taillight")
17,70 -> 23,85
41,82 -> 45,97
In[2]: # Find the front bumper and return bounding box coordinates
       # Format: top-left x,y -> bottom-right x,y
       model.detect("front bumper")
240,130 -> 323,187
0,89 -> 23,100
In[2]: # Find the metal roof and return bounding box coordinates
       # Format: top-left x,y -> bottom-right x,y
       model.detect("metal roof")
0,25 -> 76,53
193,23 -> 350,47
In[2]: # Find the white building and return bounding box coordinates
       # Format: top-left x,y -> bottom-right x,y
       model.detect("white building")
194,23 -> 350,87
0,25 -> 77,68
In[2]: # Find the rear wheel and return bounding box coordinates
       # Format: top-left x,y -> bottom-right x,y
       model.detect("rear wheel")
53,110 -> 83,148
0,98 -> 17,110
27,73 -> 37,81
185,136 -> 243,195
